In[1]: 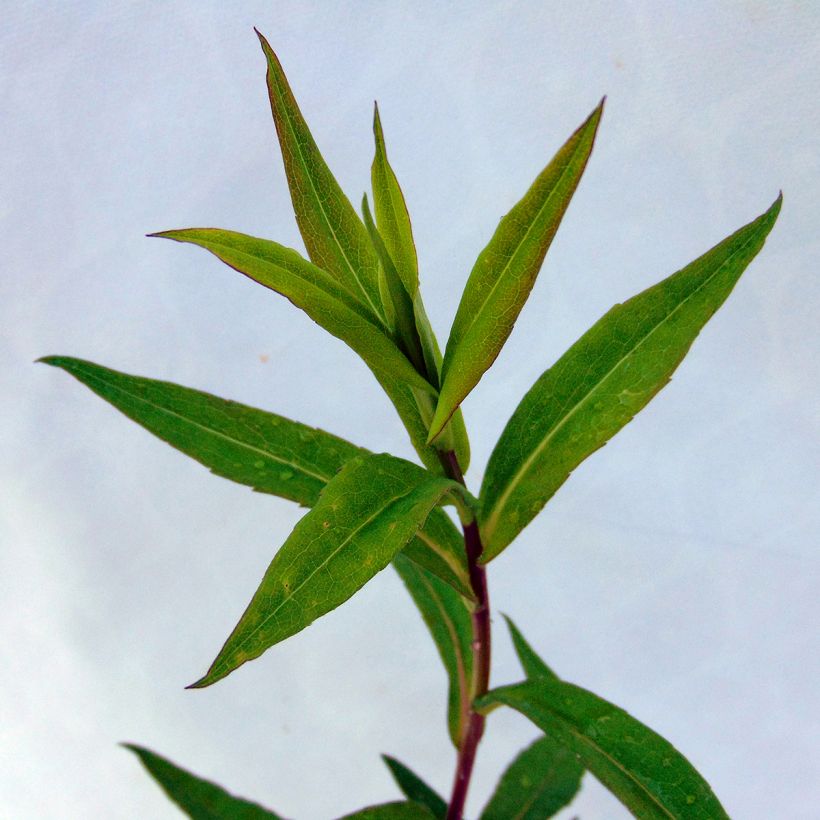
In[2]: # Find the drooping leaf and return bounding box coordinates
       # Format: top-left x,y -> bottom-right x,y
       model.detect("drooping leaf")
476,680 -> 729,819
40,357 -> 472,597
480,735 -> 583,820
152,229 -> 432,398
256,31 -> 384,324
428,102 -> 604,442
480,195 -> 782,558
192,454 -> 464,687
124,744 -> 283,819
393,553 -> 473,747
503,615 -> 558,681
381,755 -> 447,820
338,802 -> 435,819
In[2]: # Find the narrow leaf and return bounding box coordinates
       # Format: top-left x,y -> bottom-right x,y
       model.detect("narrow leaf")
124,744 -> 283,819
393,553 -> 473,747
480,736 -> 583,820
152,229 -> 432,397
480,195 -> 782,558
192,453 -> 462,687
381,755 -> 447,820
476,680 -> 729,819
40,357 -> 472,597
429,102 -> 604,441
339,802 -> 435,819
256,31 -> 384,323
503,615 -> 558,681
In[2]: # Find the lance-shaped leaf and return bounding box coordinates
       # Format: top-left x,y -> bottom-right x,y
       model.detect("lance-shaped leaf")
40,357 -> 472,597
192,454 -> 466,687
152,229 -> 432,398
393,553 -> 473,748
124,744 -> 283,819
503,615 -> 558,681
480,195 -> 782,558
256,30 -> 384,323
480,735 -> 583,820
428,102 -> 604,442
381,756 -> 447,820
339,803 -> 435,819
476,680 -> 729,819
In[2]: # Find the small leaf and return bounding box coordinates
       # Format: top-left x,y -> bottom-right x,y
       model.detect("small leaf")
476,680 -> 730,819
192,454 -> 463,687
480,195 -> 782,558
338,802 -> 435,819
381,755 -> 447,820
503,615 -> 558,681
428,102 -> 604,441
256,31 -> 384,323
393,553 -> 473,747
40,357 -> 472,597
124,743 -> 283,819
152,229 -> 432,397
480,736 -> 583,820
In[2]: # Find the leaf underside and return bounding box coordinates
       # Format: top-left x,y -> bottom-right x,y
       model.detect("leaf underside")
381,755 -> 447,820
338,802 -> 435,819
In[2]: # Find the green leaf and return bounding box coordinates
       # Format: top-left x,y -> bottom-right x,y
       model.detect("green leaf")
124,744 -> 283,819
393,553 -> 474,748
191,453 -> 464,687
476,680 -> 730,819
338,802 -> 435,819
428,102 -> 604,442
480,195 -> 781,559
151,229 -> 432,398
503,615 -> 558,681
381,755 -> 447,820
255,31 -> 384,324
40,357 -> 472,597
480,736 -> 583,820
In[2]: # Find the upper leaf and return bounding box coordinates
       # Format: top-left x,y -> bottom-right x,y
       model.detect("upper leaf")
338,802 -> 435,819
256,31 -> 384,323
41,357 -> 472,597
124,744 -> 283,819
503,615 -> 558,681
476,680 -> 730,819
393,553 -> 473,748
428,102 -> 604,442
480,195 -> 782,559
191,453 -> 463,687
381,755 -> 447,820
479,735 -> 583,820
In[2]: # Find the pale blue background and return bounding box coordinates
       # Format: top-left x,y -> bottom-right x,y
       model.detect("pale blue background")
3,2 -> 819,818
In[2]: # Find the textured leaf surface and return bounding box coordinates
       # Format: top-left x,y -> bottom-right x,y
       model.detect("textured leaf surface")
429,102 -> 603,441
338,802 -> 434,819
125,744 -> 282,819
480,196 -> 781,558
480,735 -> 583,820
40,357 -> 471,597
256,31 -> 383,322
503,615 -> 558,681
152,229 -> 431,397
382,755 -> 447,820
477,681 -> 729,819
393,553 -> 473,747
193,454 -> 460,687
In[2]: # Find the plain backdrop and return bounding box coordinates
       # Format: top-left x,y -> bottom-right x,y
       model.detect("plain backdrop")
3,2 -> 819,818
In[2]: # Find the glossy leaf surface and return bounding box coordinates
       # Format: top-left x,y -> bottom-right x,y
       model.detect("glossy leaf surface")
477,681 -> 729,819
125,744 -> 282,819
480,196 -> 781,558
338,802 -> 434,819
428,102 -> 603,441
192,454 -> 461,687
41,357 -> 471,597
381,755 -> 447,820
393,553 -> 473,747
256,31 -> 384,323
480,735 -> 583,820
503,615 -> 558,681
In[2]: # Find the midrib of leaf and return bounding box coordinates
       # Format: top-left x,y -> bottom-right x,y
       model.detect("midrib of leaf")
482,229 -> 762,545
270,71 -> 386,324
413,529 -> 468,590
74,369 -> 330,484
508,754 -> 572,820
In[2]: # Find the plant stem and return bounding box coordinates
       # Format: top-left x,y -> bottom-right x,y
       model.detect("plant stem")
439,450 -> 491,820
